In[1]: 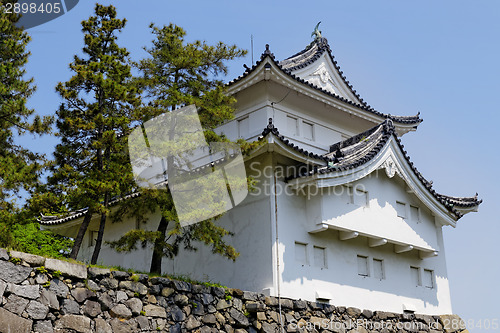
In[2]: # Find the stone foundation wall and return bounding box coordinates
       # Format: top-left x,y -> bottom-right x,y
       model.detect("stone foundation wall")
0,249 -> 469,333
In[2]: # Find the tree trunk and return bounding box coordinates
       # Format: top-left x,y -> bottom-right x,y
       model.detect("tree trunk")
70,209 -> 93,259
90,194 -> 108,265
150,216 -> 168,275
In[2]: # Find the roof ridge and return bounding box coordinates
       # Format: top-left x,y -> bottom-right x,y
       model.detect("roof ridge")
328,120 -> 394,154
230,45 -> 422,126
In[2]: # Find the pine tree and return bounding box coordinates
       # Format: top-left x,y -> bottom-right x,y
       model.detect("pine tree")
0,1 -> 52,246
47,4 -> 140,262
108,24 -> 251,275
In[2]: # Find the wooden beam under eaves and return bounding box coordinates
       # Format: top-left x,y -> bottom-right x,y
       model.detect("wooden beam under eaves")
394,244 -> 413,253
368,238 -> 387,247
419,251 -> 439,259
339,231 -> 359,241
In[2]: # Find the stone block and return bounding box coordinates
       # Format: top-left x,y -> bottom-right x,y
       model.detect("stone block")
440,314 -> 466,333
40,289 -> 60,310
362,309 -> 373,319
48,278 -> 69,297
110,304 -> 132,319
281,298 -> 294,309
82,300 -> 101,317
34,320 -> 53,333
26,300 -> 49,320
0,307 -> 33,333
109,318 -> 137,333
98,292 -> 113,310
185,315 -> 202,330
170,305 -> 185,321
192,284 -> 211,294
242,291 -> 258,301
8,284 -> 40,299
199,292 -> 214,305
202,313 -> 217,324
71,287 -> 95,303
100,277 -> 118,289
174,293 -> 189,306
346,307 -> 362,317
0,260 -> 32,283
230,308 -> 249,327
118,280 -> 147,295
54,314 -> 91,333
293,299 -> 307,310
95,318 -> 112,333
161,287 -> 174,297
144,304 -> 167,318
136,316 -> 150,330
172,280 -> 191,292
87,266 -> 111,278
149,276 -> 171,285
111,270 -> 130,279
265,296 -> 278,306
61,299 -> 80,315
0,248 -> 9,260
246,302 -> 266,312
0,280 -> 7,297
125,297 -> 142,315
45,258 -> 87,280
10,251 -> 45,266
216,299 -> 232,310
4,294 -> 29,315
116,290 -> 128,302
212,286 -> 225,298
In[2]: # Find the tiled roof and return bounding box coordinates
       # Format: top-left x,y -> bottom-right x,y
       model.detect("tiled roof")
39,192 -> 141,226
229,41 -> 422,126
281,120 -> 481,219
435,194 -> 482,208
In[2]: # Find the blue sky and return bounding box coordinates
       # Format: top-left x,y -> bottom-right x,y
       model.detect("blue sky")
19,1 -> 499,331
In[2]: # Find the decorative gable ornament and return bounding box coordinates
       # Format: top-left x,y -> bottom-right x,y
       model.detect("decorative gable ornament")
310,62 -> 338,94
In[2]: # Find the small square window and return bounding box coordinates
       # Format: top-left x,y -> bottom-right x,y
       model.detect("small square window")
410,266 -> 421,286
357,255 -> 369,276
410,205 -> 420,223
287,116 -> 298,136
423,269 -> 434,288
373,258 -> 384,280
313,246 -> 327,269
396,201 -> 406,218
303,121 -> 314,140
295,242 -> 308,266
238,117 -> 249,138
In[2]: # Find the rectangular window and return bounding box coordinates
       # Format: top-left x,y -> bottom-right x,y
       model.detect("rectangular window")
357,255 -> 369,276
423,269 -> 434,288
287,116 -> 298,136
396,201 -> 406,218
351,188 -> 369,207
410,205 -> 420,223
410,266 -> 421,286
313,246 -> 327,269
237,117 -> 249,138
373,258 -> 384,279
303,121 -> 314,140
295,242 -> 308,266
